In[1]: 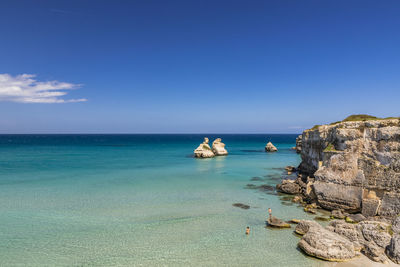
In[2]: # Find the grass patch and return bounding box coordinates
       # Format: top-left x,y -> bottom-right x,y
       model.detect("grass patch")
323,143 -> 337,152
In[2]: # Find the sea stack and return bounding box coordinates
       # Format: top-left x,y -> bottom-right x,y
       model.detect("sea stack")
265,142 -> 278,152
194,137 -> 215,158
212,138 -> 228,156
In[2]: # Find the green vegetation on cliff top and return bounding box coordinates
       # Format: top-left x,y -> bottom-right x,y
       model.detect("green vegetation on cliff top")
310,114 -> 400,130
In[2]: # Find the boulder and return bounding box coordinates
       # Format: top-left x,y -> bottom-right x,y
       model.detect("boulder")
265,142 -> 278,152
328,220 -> 364,250
298,226 -> 357,261
362,198 -> 381,217
386,234 -> 400,264
267,216 -> 291,228
359,221 -> 391,248
345,213 -> 366,223
392,216 -> 400,234
363,241 -> 389,264
194,137 -> 215,158
211,138 -> 228,156
278,179 -> 301,194
295,220 -> 321,235
331,209 -> 346,219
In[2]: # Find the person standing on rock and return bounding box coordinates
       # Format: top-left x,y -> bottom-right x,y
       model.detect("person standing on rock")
268,208 -> 272,220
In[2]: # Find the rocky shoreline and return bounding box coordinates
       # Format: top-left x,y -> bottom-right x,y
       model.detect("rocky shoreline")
276,116 -> 400,264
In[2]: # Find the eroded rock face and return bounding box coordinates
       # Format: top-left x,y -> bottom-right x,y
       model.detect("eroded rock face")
295,135 -> 302,153
212,138 -> 228,156
194,137 -> 215,158
386,234 -> 400,264
359,221 -> 391,248
265,142 -> 278,152
328,220 -> 364,250
295,220 -> 321,235
363,241 -> 390,264
267,216 -> 291,228
298,226 -> 357,261
298,119 -> 400,216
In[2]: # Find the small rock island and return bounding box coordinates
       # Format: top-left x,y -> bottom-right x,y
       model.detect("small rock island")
265,141 -> 278,152
194,137 -> 228,158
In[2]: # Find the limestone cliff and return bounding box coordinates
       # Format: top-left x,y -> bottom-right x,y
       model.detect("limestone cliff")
298,117 -> 400,217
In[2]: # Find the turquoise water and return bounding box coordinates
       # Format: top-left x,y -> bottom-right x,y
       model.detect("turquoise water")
0,134 -> 322,266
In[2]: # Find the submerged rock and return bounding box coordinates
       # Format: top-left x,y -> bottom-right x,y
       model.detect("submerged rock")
265,142 -> 278,152
267,216 -> 291,228
212,138 -> 228,156
194,137 -> 215,158
298,226 -> 357,261
232,203 -> 250,209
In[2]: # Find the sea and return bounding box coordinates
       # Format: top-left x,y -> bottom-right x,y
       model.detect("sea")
0,134 -> 323,266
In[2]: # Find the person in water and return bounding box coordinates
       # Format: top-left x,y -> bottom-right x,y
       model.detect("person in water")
245,226 -> 250,235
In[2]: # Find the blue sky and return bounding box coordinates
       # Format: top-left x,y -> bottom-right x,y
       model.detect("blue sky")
0,0 -> 399,133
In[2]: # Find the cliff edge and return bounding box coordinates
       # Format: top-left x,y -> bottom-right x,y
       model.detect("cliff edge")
298,115 -> 400,218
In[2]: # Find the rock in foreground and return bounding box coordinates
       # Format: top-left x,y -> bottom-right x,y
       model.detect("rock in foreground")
298,226 -> 357,261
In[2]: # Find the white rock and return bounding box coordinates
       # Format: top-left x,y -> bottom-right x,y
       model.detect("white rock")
265,142 -> 278,152
194,137 -> 215,158
212,138 -> 228,156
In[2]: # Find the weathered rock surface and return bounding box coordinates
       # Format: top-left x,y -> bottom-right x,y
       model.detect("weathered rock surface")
212,138 -> 228,156
345,213 -> 366,223
331,209 -> 346,219
392,216 -> 400,234
265,142 -> 278,152
277,179 -> 301,194
297,118 -> 400,217
295,135 -> 302,153
298,226 -> 357,261
359,221 -> 391,248
267,216 -> 291,228
387,234 -> 400,264
328,220 -> 364,250
363,241 -> 390,263
295,220 -> 321,235
194,137 -> 215,158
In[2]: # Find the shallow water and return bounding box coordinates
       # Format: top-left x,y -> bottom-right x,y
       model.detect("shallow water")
0,134 -> 323,266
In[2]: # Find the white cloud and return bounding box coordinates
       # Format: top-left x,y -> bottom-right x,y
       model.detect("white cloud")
0,73 -> 87,103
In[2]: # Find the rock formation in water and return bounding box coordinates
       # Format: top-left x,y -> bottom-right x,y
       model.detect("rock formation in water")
194,137 -> 215,158
212,138 -> 228,156
265,142 -> 278,152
